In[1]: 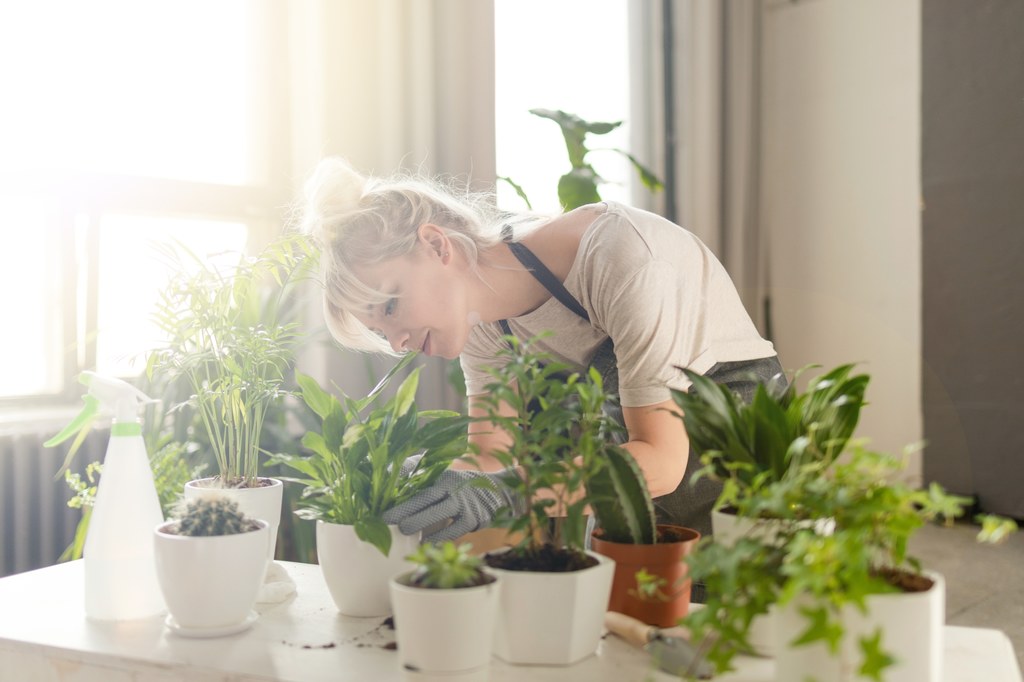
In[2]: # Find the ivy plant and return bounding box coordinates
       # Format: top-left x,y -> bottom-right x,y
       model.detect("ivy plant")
683,444 -> 1016,678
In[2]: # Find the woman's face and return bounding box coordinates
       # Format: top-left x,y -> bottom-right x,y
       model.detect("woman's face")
351,237 -> 471,360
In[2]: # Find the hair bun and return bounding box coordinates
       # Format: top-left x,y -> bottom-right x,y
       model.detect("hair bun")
301,157 -> 368,235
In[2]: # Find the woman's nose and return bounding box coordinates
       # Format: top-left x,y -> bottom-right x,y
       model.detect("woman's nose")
386,329 -> 410,353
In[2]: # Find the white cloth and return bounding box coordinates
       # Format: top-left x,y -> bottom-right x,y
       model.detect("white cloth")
256,561 -> 297,603
461,202 -> 776,407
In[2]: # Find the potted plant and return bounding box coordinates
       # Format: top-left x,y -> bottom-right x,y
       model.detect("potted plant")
586,438 -> 702,628
270,355 -> 471,617
389,541 -> 501,675
670,363 -> 868,653
502,108 -> 663,211
153,495 -> 269,637
683,443 -> 1018,682
472,336 -> 615,666
149,233 -> 315,563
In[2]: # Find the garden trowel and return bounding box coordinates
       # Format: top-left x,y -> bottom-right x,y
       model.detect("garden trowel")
604,611 -> 714,679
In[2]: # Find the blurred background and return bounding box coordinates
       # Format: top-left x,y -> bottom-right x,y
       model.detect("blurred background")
0,0 -> 1021,575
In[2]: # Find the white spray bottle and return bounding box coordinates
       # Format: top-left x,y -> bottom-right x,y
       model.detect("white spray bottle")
46,371 -> 166,620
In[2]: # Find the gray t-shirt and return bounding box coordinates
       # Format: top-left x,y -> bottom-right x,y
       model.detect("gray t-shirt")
461,202 -> 776,407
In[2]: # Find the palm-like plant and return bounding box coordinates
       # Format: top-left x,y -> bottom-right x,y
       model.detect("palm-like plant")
148,233 -> 316,488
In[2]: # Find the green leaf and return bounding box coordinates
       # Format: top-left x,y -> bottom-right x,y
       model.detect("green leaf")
857,629 -> 896,681
355,518 -> 392,557
557,168 -> 603,210
296,372 -> 335,420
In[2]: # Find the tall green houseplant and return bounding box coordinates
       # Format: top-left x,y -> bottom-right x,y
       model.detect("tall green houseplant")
149,233 -> 316,488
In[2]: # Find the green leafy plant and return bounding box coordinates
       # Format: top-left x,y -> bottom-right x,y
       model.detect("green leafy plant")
168,496 -> 262,537
270,355 -> 471,557
148,233 -> 316,488
671,363 -> 869,510
683,444 -> 1015,678
402,541 -> 493,590
499,108 -> 663,211
474,335 -> 615,569
586,440 -> 657,545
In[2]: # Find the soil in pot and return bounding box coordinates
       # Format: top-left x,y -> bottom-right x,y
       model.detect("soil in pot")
874,566 -> 934,593
483,543 -> 597,572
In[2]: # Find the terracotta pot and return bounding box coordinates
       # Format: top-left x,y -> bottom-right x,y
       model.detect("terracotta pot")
591,524 -> 701,627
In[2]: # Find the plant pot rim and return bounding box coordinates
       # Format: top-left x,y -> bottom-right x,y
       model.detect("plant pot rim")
482,547 -> 610,575
591,523 -> 701,548
155,518 -> 269,538
186,476 -> 282,490
391,570 -> 499,592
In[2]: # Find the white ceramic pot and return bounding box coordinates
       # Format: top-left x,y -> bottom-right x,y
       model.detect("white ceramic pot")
185,477 -> 283,563
153,519 -> 269,633
316,520 -> 420,617
485,550 -> 615,665
774,571 -> 945,682
389,571 -> 501,674
712,508 -> 835,657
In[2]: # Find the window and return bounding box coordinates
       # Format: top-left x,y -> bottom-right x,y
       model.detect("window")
0,1 -> 286,402
494,0 -> 631,214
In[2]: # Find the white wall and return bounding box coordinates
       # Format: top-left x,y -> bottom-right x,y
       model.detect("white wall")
760,0 -> 922,480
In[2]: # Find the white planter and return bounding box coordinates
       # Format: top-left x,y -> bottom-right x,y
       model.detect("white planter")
712,508 -> 835,657
316,520 -> 420,617
185,477 -> 283,563
389,571 -> 501,674
485,550 -> 615,665
774,571 -> 945,682
153,519 -> 269,634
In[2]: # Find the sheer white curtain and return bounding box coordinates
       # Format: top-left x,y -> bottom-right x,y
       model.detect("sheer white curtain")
630,0 -> 769,334
287,0 -> 496,410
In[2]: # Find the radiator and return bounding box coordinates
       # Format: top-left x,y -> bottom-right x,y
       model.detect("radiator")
0,428 -> 104,578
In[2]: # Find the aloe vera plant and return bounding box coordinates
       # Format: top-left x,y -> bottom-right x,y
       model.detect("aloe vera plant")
271,355 -> 471,557
586,443 -> 657,545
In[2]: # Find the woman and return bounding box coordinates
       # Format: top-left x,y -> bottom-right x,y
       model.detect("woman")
301,156 -> 784,545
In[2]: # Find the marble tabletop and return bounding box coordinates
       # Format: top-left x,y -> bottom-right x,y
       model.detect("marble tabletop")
0,560 -> 1019,682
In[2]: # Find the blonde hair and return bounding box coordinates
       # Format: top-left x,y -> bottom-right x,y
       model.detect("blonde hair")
299,157 -> 504,353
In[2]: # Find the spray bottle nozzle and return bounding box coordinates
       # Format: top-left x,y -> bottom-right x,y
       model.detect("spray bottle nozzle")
45,371 -> 156,477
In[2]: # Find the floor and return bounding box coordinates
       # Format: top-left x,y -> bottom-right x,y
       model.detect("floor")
909,520 -> 1024,672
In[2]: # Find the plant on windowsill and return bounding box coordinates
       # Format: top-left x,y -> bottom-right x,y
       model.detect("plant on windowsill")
499,108 -> 663,211
682,443 -> 1018,682
389,541 -> 502,675
269,353 -> 471,617
149,232 -> 316,562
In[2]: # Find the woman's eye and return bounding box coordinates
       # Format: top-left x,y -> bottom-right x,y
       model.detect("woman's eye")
384,298 -> 398,317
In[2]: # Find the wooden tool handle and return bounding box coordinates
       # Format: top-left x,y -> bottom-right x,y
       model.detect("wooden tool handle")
604,611 -> 655,649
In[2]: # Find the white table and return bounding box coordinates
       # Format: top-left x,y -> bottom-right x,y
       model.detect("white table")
0,560 -> 1019,682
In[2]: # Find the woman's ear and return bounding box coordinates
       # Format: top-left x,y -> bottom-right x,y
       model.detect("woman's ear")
417,223 -> 451,262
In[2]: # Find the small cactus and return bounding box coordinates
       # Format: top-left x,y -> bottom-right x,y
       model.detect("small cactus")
171,496 -> 261,537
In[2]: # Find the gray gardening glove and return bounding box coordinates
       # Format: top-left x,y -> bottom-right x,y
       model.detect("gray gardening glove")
383,468 -> 524,543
